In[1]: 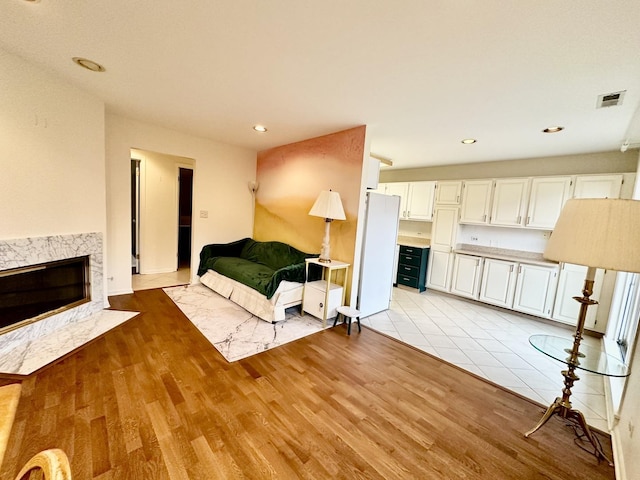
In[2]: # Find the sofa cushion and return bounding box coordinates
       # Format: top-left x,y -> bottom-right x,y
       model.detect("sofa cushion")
240,239 -> 311,271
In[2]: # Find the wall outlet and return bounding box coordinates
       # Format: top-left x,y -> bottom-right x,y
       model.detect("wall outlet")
629,420 -> 635,437
542,231 -> 550,239
200,210 -> 208,218
471,236 -> 479,242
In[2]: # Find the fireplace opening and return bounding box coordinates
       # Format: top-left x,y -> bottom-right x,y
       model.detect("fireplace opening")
0,256 -> 91,332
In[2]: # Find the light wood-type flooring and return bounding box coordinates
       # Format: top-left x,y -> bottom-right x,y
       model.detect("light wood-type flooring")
0,289 -> 615,479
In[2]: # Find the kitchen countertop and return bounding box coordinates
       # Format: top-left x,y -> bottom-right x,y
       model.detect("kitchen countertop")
454,244 -> 558,267
397,235 -> 431,248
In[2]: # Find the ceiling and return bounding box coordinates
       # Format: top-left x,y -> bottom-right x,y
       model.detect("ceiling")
2,1 -> 640,170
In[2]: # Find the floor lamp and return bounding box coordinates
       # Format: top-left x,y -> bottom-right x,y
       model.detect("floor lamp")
525,198 -> 640,463
309,190 -> 346,263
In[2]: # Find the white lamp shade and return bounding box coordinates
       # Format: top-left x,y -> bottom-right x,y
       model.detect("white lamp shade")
309,190 -> 346,220
544,198 -> 640,273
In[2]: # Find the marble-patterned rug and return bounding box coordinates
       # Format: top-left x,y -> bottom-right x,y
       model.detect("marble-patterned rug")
163,284 -> 329,362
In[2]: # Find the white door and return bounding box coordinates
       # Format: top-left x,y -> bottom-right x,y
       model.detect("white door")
386,183 -> 410,219
512,263 -> 559,318
450,254 -> 484,299
460,179 -> 493,224
406,181 -> 436,221
573,174 -> 623,199
525,177 -> 572,229
490,178 -> 530,227
427,250 -> 454,292
431,206 -> 459,252
552,263 -> 604,330
479,258 -> 517,308
435,181 -> 462,205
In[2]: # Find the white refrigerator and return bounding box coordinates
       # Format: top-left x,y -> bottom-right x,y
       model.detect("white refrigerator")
357,191 -> 401,317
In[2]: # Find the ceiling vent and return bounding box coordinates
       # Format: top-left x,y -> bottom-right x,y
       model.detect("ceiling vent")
597,90 -> 626,108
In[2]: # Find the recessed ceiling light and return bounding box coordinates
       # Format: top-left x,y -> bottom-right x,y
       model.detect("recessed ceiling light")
543,126 -> 564,133
461,138 -> 477,144
253,125 -> 267,132
72,57 -> 105,72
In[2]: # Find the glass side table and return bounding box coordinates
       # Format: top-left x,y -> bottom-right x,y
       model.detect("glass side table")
525,334 -> 630,466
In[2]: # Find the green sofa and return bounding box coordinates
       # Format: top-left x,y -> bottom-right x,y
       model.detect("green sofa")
197,238 -> 319,322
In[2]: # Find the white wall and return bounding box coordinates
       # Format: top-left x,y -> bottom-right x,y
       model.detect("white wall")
0,48 -> 107,306
106,115 -> 257,295
611,152 -> 640,480
0,48 -> 106,241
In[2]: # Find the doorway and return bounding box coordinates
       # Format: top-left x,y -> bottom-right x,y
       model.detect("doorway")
131,159 -> 141,274
178,167 -> 193,269
130,149 -> 194,291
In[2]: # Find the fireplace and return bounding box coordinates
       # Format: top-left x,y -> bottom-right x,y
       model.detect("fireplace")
0,232 -> 105,346
0,256 -> 91,332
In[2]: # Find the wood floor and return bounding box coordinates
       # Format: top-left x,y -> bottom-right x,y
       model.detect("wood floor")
0,289 -> 615,479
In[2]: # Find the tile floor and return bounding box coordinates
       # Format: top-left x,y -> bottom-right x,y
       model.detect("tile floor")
132,268 -> 191,291
361,286 -> 608,432
130,271 -> 608,432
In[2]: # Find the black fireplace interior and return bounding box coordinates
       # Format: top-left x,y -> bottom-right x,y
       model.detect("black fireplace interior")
0,256 -> 90,330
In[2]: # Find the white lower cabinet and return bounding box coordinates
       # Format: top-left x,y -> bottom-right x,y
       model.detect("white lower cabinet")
552,263 -> 604,330
479,258 -> 517,308
450,254 -> 484,299
512,263 -> 559,318
303,280 -> 343,320
427,250 -> 454,292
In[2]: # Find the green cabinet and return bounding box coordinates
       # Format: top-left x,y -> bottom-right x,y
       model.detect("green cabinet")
396,245 -> 430,292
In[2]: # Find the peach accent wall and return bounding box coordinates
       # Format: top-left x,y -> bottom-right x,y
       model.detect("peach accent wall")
254,126 -> 366,298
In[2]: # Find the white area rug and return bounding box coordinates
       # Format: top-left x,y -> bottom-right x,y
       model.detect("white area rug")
164,284 -> 329,362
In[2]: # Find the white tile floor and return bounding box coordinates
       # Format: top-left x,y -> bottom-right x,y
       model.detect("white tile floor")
361,286 -> 609,432
132,268 -> 191,291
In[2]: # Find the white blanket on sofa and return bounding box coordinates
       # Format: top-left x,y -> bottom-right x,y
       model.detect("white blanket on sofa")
199,269 -> 304,323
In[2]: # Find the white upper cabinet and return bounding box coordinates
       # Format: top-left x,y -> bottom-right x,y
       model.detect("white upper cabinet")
385,183 -> 410,219
460,179 -> 493,224
490,178 -> 530,227
406,181 -> 436,221
435,181 -> 462,204
383,181 -> 436,221
573,174 -> 623,199
525,176 -> 573,229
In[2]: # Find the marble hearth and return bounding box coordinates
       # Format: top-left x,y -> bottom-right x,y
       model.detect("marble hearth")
0,233 -> 137,375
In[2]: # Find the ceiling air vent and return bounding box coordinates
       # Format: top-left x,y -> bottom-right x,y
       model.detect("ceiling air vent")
597,90 -> 626,108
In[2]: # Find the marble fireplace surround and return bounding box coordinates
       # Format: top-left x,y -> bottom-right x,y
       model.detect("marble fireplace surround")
0,233 -> 137,375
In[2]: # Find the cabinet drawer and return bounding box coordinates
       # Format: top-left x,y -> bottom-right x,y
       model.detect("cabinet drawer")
397,264 -> 419,278
399,245 -> 423,256
397,275 -> 419,288
399,253 -> 421,267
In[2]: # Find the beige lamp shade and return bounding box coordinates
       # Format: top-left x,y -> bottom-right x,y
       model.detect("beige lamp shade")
308,190 -> 346,220
544,198 -> 640,273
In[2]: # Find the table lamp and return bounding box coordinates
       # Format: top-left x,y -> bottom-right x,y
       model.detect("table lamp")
525,198 -> 640,463
309,190 -> 346,263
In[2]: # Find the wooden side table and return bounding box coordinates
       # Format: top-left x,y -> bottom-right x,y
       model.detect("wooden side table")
303,258 -> 350,327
